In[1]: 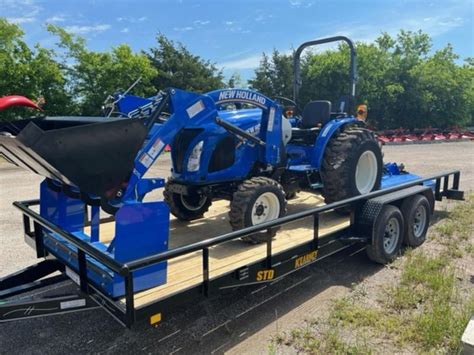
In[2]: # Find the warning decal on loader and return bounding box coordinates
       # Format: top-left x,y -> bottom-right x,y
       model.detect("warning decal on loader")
139,153 -> 153,168
148,139 -> 165,158
187,100 -> 205,118
267,107 -> 275,132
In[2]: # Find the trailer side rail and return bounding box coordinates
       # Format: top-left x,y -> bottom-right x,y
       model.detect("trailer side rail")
9,170 -> 462,327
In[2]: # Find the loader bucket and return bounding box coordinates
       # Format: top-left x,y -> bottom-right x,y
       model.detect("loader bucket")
0,116 -> 148,199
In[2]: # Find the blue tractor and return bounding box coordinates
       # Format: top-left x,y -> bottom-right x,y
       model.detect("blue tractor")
158,36 -> 383,242
0,36 -> 383,244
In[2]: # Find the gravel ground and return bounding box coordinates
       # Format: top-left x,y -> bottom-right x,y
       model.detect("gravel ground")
0,141 -> 473,354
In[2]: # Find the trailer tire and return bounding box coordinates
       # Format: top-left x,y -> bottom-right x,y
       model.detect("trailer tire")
164,182 -> 212,221
366,205 -> 404,264
401,195 -> 430,247
321,126 -> 383,207
229,177 -> 287,244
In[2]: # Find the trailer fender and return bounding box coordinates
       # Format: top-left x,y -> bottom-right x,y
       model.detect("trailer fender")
354,185 -> 434,245
310,117 -> 360,168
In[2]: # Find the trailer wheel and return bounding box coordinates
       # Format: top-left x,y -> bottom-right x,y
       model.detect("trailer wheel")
366,205 -> 404,264
401,195 -> 430,247
163,182 -> 212,221
229,177 -> 287,244
321,127 -> 383,205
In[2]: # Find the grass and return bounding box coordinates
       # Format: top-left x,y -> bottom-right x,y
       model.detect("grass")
435,193 -> 474,258
270,194 -> 474,354
273,325 -> 372,354
389,252 -> 452,311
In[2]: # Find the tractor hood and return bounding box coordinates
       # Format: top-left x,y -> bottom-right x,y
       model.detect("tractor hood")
217,108 -> 262,130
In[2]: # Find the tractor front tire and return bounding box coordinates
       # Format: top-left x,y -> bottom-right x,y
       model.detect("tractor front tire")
321,126 -> 383,205
229,177 -> 287,244
163,182 -> 212,221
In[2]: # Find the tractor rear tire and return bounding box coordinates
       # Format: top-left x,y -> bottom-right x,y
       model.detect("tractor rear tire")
229,177 -> 287,244
164,182 -> 212,221
320,126 -> 383,206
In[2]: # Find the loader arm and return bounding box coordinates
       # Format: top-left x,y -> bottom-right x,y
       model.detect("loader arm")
123,88 -> 285,202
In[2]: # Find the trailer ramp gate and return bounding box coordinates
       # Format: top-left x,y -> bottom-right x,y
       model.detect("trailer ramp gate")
0,171 -> 463,328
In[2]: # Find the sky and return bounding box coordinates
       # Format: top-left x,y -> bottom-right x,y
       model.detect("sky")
2,0 -> 473,81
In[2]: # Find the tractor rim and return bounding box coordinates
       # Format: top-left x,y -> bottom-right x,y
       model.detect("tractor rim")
355,150 -> 378,194
180,193 -> 207,211
413,204 -> 427,238
383,217 -> 400,254
251,192 -> 280,225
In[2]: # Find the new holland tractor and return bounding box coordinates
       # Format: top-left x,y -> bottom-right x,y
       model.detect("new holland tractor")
0,36 -> 383,244
160,36 -> 383,242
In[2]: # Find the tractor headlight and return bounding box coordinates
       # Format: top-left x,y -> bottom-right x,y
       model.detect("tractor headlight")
187,140 -> 204,172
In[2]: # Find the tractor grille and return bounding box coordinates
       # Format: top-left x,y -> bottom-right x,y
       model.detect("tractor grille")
171,128 -> 203,173
208,136 -> 235,173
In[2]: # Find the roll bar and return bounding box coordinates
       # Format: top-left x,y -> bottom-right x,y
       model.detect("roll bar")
293,36 -> 357,111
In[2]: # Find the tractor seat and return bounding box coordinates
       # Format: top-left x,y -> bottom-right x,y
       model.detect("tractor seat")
290,101 -> 331,145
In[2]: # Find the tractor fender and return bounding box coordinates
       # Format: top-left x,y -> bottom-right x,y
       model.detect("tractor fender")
310,117 -> 361,168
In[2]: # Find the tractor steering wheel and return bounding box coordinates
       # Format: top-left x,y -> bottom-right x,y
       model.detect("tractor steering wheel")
274,96 -> 302,118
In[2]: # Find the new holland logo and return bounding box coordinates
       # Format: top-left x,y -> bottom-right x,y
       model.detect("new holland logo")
217,90 -> 266,107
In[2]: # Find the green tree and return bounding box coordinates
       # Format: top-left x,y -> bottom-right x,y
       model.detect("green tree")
250,30 -> 474,129
248,52 -> 273,95
248,49 -> 293,98
48,24 -> 157,116
410,45 -> 473,128
226,71 -> 244,88
0,18 -> 71,121
147,34 -> 224,93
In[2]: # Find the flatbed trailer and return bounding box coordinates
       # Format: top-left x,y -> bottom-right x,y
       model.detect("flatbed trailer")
0,170 -> 464,328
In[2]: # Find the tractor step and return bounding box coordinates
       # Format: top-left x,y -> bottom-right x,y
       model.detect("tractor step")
287,164 -> 317,172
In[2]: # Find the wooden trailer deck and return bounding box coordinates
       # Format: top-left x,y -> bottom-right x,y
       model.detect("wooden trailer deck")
89,192 -> 349,308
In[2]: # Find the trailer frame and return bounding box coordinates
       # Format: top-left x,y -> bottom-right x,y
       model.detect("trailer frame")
0,170 -> 463,328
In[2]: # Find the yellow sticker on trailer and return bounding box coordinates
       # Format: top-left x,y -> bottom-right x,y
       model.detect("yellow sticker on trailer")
150,312 -> 162,325
294,251 -> 318,268
256,269 -> 274,281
